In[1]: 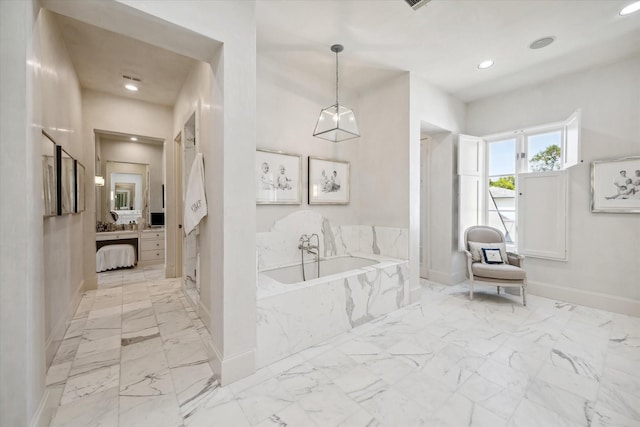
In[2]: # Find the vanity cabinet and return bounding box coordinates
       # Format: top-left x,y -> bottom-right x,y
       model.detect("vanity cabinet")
96,228 -> 164,266
140,229 -> 165,264
96,230 -> 140,262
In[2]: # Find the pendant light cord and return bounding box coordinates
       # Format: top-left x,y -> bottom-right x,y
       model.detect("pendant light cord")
335,49 -> 339,105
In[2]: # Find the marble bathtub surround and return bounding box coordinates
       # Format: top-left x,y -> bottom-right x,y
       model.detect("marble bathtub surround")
257,210 -> 408,271
46,267 -> 640,426
256,211 -> 410,368
257,256 -> 410,367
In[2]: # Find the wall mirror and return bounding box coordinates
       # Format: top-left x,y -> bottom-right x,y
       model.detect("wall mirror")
42,131 -> 57,217
58,146 -> 76,215
95,131 -> 163,227
105,166 -> 147,224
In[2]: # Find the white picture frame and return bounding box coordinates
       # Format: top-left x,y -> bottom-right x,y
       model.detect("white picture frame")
256,149 -> 301,204
308,157 -> 350,204
591,156 -> 640,213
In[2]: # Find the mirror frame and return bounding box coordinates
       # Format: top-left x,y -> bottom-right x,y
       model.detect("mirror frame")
57,146 -> 76,215
75,160 -> 85,213
42,131 -> 58,217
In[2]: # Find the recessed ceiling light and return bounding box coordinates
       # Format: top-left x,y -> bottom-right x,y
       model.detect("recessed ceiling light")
620,1 -> 640,15
529,36 -> 555,50
478,60 -> 494,69
130,137 -> 138,141
124,83 -> 138,92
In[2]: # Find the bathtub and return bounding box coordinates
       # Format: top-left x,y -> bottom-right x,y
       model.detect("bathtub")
262,256 -> 377,284
256,253 -> 409,367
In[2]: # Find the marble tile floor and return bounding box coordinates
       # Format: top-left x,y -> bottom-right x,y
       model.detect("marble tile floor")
47,267 -> 640,427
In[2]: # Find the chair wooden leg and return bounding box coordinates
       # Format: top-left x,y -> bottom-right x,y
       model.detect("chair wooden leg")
470,282 -> 474,300
522,286 -> 527,306
496,286 -> 500,294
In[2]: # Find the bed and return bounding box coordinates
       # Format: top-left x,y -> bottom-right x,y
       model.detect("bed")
96,244 -> 136,272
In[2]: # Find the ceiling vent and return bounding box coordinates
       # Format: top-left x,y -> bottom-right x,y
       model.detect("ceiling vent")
405,0 -> 432,11
121,73 -> 142,83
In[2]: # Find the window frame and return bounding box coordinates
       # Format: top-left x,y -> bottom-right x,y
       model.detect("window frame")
459,110 -> 581,260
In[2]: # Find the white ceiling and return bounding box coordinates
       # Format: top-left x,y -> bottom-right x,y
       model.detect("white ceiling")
53,12 -> 197,107
95,130 -> 163,146
52,0 -> 640,106
257,0 -> 640,102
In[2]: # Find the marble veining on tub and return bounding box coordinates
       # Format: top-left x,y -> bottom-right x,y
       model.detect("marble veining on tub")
256,212 -> 410,368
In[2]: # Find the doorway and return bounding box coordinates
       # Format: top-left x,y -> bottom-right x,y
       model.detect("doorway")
420,124 -> 452,280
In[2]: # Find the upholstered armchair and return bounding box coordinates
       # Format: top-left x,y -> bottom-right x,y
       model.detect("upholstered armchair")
463,225 -> 527,306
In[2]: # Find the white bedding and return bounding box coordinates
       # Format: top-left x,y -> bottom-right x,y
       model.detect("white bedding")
96,244 -> 136,272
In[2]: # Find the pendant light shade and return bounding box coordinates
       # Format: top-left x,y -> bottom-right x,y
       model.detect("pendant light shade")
313,44 -> 360,142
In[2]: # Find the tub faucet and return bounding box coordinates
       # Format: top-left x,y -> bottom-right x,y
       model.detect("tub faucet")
298,234 -> 320,281
298,233 -> 319,254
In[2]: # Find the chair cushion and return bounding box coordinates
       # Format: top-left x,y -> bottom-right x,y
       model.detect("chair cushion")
468,241 -> 508,263
472,262 -> 526,281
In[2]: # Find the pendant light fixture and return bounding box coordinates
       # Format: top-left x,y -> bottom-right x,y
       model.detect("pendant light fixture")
313,44 -> 360,142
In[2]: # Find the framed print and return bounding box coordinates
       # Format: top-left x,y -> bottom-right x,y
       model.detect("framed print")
591,156 -> 640,213
57,146 -> 76,215
256,149 -> 301,204
75,160 -> 85,213
308,157 -> 350,204
42,131 -> 57,217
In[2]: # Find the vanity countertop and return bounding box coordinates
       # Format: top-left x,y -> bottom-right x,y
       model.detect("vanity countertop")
96,229 -> 139,239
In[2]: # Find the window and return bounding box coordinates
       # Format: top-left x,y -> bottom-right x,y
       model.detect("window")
486,128 -> 563,247
487,138 -> 516,245
527,130 -> 562,172
459,110 -> 581,260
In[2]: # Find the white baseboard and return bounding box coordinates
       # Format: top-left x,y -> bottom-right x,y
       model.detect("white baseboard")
198,301 -> 256,386
410,285 -> 422,303
45,280 -> 84,366
29,385 -> 63,427
28,389 -> 49,427
165,263 -> 176,278
427,269 -> 465,285
528,280 -> 640,317
210,344 -> 256,387
197,298 -> 211,331
84,274 -> 97,291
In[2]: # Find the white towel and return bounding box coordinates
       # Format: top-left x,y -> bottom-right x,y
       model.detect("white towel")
184,152 -> 208,235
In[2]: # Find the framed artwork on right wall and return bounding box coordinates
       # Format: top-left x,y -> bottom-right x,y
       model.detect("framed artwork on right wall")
308,157 -> 350,204
591,155 -> 640,213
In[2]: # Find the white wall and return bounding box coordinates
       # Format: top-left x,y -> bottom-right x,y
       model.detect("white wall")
467,55 -> 640,310
256,53 -> 361,231
172,58 -> 220,347
0,2 -> 43,426
256,60 -> 468,304
1,5 -> 84,426
130,1 -> 257,385
37,6 -> 85,375
410,75 -> 467,295
358,73 -> 410,228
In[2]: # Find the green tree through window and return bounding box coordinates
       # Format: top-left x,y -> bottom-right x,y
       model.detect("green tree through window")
530,144 -> 561,171
489,176 -> 515,190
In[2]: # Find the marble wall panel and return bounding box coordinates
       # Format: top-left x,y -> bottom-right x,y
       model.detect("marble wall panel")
362,226 -> 409,260
330,225 -> 361,257
256,212 -> 407,270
